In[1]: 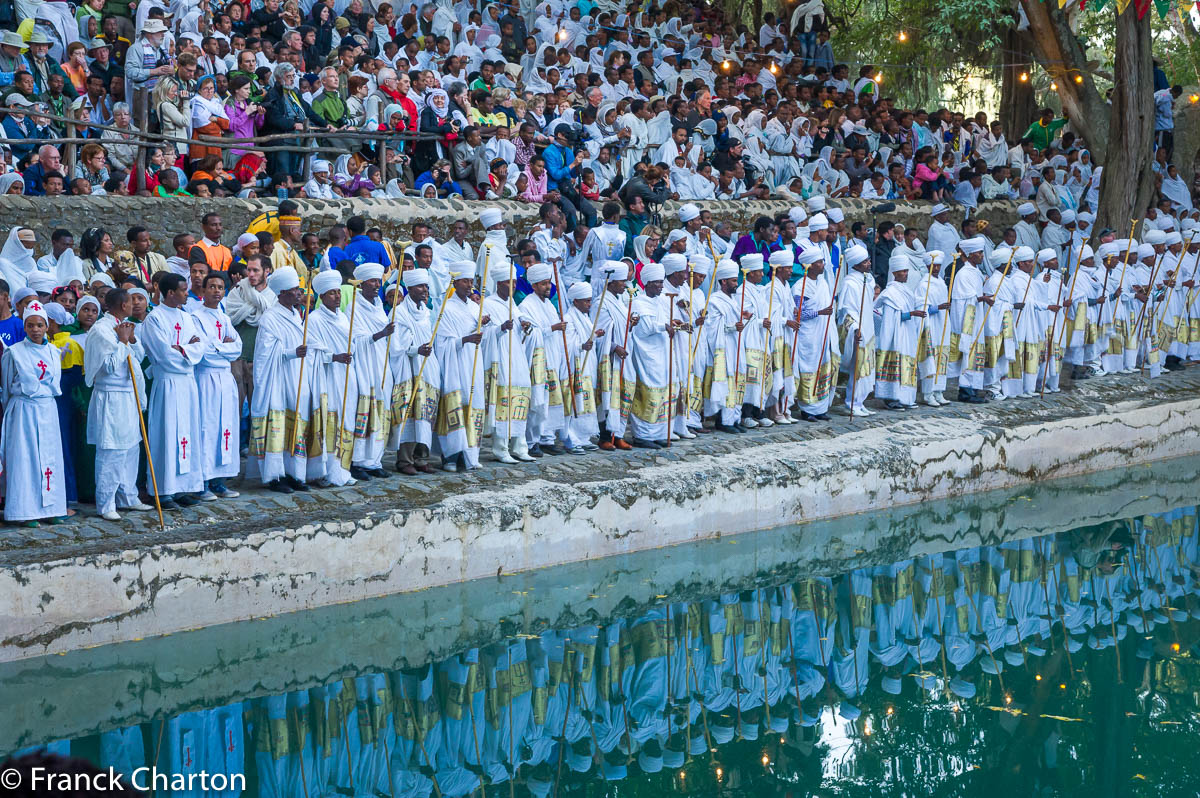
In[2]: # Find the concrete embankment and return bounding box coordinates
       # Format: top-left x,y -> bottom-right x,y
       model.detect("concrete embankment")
0,370 -> 1197,664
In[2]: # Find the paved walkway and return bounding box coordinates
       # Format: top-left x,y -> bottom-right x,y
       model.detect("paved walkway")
2,369 -> 1198,566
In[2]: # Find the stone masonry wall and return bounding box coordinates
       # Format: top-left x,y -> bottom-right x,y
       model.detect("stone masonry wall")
3,194 -> 1021,259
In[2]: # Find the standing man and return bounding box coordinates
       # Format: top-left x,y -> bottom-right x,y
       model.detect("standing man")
434,261 -> 486,471
704,259 -> 751,433
581,202 -> 627,296
594,261 -> 634,450
85,288 -> 154,520
837,244 -> 877,416
873,254 -> 923,411
270,213 -> 308,280
193,272 -> 242,498
627,261 -> 674,448
792,246 -> 840,420
520,262 -> 572,454
226,254 -> 275,449
389,269 -> 441,475
194,213 -> 233,271
347,263 -> 394,480
141,273 -> 207,508
949,237 -> 989,403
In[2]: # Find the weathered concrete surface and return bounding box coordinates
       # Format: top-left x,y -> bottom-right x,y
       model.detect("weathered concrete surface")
10,194 -> 1018,258
2,452 -> 1197,753
0,369 -> 1197,663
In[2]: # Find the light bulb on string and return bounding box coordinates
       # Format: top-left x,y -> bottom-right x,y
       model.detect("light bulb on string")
1050,81 -> 1058,91
898,30 -> 907,41
1019,71 -> 1029,83
874,71 -> 883,83
1074,73 -> 1083,84
1190,94 -> 1199,104
770,61 -> 778,74
722,59 -> 730,70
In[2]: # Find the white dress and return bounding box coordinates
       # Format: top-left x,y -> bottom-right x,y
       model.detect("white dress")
1,338 -> 66,521
142,304 -> 207,496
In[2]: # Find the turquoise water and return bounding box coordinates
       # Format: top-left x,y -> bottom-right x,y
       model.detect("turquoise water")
3,457 -> 1200,796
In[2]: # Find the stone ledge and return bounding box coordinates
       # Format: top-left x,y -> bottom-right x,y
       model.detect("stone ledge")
0,369 -> 1196,663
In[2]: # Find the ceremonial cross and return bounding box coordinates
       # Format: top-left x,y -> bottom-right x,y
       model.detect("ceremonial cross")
174,322 -> 182,346
35,360 -> 46,379
180,437 -> 188,459
216,320 -> 223,339
43,467 -> 52,491
223,428 -> 231,451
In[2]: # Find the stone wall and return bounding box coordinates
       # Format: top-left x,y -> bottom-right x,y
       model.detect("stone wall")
6,194 -> 1021,259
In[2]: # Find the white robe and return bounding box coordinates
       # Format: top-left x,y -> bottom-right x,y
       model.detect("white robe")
999,269 -> 1043,396
793,277 -> 838,414
84,313 -> 146,452
564,302 -> 599,444
388,293 -> 442,450
1,338 -> 66,520
914,273 -> 949,394
519,293 -> 569,441
703,288 -> 751,424
142,304 -> 207,496
434,293 -> 486,466
306,303 -> 357,484
592,287 -> 632,437
873,281 -> 918,404
836,270 -> 876,411
948,263 -> 985,386
192,304 -> 242,481
482,292 -> 531,442
627,291 -> 672,441
348,291 -> 394,468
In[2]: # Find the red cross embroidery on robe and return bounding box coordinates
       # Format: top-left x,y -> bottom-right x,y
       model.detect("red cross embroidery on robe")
223,429 -> 231,451
35,360 -> 46,379
180,437 -> 188,459
44,467 -> 52,491
216,320 -> 223,339
174,322 -> 182,346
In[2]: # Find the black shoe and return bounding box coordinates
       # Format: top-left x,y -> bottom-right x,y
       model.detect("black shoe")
799,411 -> 819,422
957,388 -> 974,402
367,467 -> 391,479
174,493 -> 200,507
159,498 -> 181,509
350,466 -> 372,481
267,479 -> 294,494
884,400 -> 906,411
284,475 -> 310,492
1073,366 -> 1092,380
541,443 -> 566,456
527,444 -> 544,458
715,424 -> 741,434
631,438 -> 663,449
813,413 -> 831,421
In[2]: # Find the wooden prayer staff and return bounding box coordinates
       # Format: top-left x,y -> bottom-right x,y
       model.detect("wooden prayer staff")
577,274 -> 609,373
965,247 -> 1016,367
464,251 -> 492,432
1134,248 -> 1166,376
551,261 -> 577,418
757,275 -> 776,417
683,261 -> 696,418
1142,233 -> 1197,370
286,277 -> 315,458
505,257 -> 516,444
848,263 -> 872,420
1096,220 -> 1139,339
704,231 -> 721,295
127,354 -> 164,531
732,266 -> 749,380
336,280 -> 361,459
932,252 -> 961,386
789,263 -> 809,373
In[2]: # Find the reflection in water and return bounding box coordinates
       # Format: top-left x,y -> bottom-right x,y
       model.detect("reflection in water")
6,507 -> 1200,794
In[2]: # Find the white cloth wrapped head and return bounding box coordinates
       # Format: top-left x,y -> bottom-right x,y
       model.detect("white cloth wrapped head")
641,262 -> 665,282
311,269 -> 343,296
661,253 -> 688,275
927,249 -> 945,266
715,259 -> 739,280
678,203 -> 700,222
601,260 -> 628,281
1036,248 -> 1058,265
844,244 -> 869,268
990,248 -> 1013,268
526,262 -> 553,284
888,251 -> 910,275
1060,209 -> 1076,225
353,262 -> 385,282
267,267 -> 300,293
798,245 -> 824,265
958,236 -> 985,254
312,159 -> 331,174
666,228 -> 688,245
788,206 -> 807,225
403,269 -> 431,289
90,272 -> 115,289
450,259 -> 477,280
1017,202 -> 1037,217
43,301 -> 71,325
1096,242 -> 1121,261
1166,230 -> 1183,246
689,255 -> 712,275
806,196 -> 826,212
567,282 -> 592,302
1144,229 -> 1167,246
26,271 -> 57,295
827,208 -> 844,223
768,249 -> 794,268
741,253 -> 764,273
807,212 -> 828,231
480,208 -> 504,228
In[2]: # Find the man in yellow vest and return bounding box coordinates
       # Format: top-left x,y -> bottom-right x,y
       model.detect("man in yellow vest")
246,198 -> 301,242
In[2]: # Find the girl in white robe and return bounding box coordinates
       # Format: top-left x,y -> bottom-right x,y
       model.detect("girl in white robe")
1,303 -> 66,524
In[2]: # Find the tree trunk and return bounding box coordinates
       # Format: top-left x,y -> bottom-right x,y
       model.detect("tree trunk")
1019,0 -> 1110,160
999,27 -> 1037,142
1094,8 -> 1156,241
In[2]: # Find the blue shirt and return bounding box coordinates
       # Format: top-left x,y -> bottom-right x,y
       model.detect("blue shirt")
342,235 -> 392,268
0,315 -> 25,347
543,143 -> 580,191
326,245 -> 350,269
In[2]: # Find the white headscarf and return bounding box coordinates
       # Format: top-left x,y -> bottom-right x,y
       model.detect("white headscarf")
0,227 -> 36,290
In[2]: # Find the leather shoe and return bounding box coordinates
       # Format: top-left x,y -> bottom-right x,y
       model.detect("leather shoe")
417,463 -> 436,473
267,479 -> 294,494
174,493 -> 200,507
614,438 -> 633,450
367,467 -> 391,479
398,464 -> 418,475
284,475 -> 310,492
631,438 -> 662,449
527,444 -> 544,458
599,441 -> 616,451
350,466 -> 373,481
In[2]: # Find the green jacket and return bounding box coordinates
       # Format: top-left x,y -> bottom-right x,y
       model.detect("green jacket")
619,211 -> 650,258
1022,117 -> 1067,151
310,90 -> 349,126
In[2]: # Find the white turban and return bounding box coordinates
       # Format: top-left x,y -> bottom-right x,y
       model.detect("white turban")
1060,209 -> 1076,225
403,269 -> 432,289
1144,229 -> 1167,246
827,208 -> 845,223
661,253 -> 687,275
844,244 -> 869,268
1076,244 -> 1095,263
525,262 -> 553,284
22,298 -> 46,321
1076,211 -> 1095,226
806,196 -> 826,212
237,232 -> 258,250
450,260 -> 477,280
958,236 -> 985,254
808,213 -> 829,231
1096,242 -> 1120,260
797,245 -> 823,265
741,253 -> 764,272
567,282 -> 591,302
689,255 -> 712,275
768,249 -> 794,267
480,208 -> 504,227
678,203 -> 700,222
601,260 -> 628,281
666,228 -> 688,244
90,272 -> 115,288
888,251 -> 910,274
1137,243 -> 1155,261
26,271 -> 57,294
311,269 -> 343,295
927,250 -> 945,265
267,267 -> 300,293
353,263 -> 385,282
641,262 -> 665,282
1036,248 -> 1058,265
788,206 -> 807,225
990,248 -> 1013,268
715,259 -> 739,280
1166,231 -> 1183,246
1018,202 -> 1037,216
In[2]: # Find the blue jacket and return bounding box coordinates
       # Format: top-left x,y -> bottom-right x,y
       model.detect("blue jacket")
2,115 -> 35,160
543,143 -> 579,191
342,235 -> 392,268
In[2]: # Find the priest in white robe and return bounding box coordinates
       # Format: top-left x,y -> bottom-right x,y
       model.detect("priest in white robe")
763,250 -> 797,424
347,263 -> 395,479
703,259 -> 752,432
519,262 -> 572,453
1034,250 -> 1067,393
86,289 -> 153,521
563,282 -> 601,451
483,258 -> 534,464
974,246 -> 1021,400
627,261 -> 674,447
434,260 -> 487,471
142,273 -> 208,506
734,254 -> 769,426
305,269 -> 358,487
915,251 -> 951,406
192,272 -> 243,499
1,301 -> 66,524
950,238 -> 992,402
925,205 -> 960,262
389,268 -> 443,475
792,246 -> 839,420
250,268 -> 331,492
836,244 -> 877,416
476,208 -> 510,292
998,248 -> 1045,398
873,253 -> 922,410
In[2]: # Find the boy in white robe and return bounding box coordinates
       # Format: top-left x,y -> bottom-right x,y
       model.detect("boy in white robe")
947,236 -> 988,403
482,259 -> 534,464
915,251 -> 951,406
627,261 -> 674,448
142,273 -> 208,507
347,263 -> 395,479
305,269 -> 358,487
792,246 -> 840,420
434,260 -> 487,471
389,268 -> 443,475
250,268 -> 330,492
873,253 -> 922,410
593,261 -> 634,450
1,301 -> 67,525
836,244 -> 877,416
192,272 -> 242,499
86,289 -> 154,521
